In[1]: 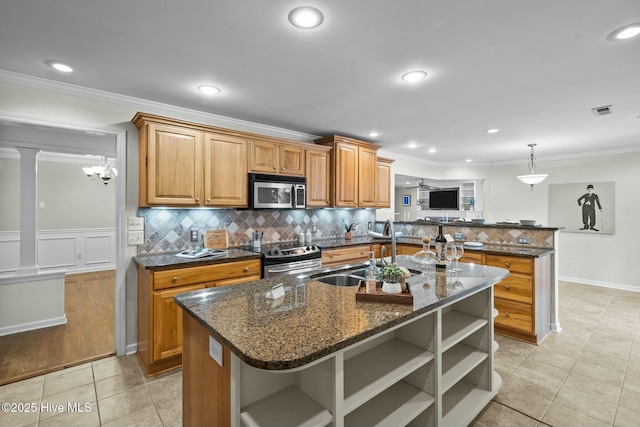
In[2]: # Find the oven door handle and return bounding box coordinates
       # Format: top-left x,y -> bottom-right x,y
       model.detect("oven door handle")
267,259 -> 321,273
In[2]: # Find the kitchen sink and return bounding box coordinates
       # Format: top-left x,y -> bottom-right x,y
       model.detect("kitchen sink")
314,274 -> 363,287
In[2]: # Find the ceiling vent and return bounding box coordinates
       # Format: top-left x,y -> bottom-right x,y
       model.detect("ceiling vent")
592,105 -> 614,116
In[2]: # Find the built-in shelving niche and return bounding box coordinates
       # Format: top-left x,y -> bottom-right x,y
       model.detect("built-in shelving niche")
235,287 -> 499,427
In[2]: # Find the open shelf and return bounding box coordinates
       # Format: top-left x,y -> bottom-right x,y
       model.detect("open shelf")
240,385 -> 332,427
345,380 -> 435,427
344,338 -> 434,414
441,311 -> 488,351
441,344 -> 488,393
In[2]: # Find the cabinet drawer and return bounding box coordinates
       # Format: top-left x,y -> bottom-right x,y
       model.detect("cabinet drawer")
153,259 -> 261,290
485,254 -> 533,275
460,251 -> 484,264
493,274 -> 533,304
494,298 -> 533,334
322,245 -> 370,267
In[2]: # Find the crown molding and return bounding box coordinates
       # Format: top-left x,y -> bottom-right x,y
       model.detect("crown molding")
0,69 -> 320,142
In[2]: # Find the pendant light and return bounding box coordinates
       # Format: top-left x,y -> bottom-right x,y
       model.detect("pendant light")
517,144 -> 547,191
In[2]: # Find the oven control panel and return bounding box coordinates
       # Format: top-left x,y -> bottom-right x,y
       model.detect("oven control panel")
265,245 -> 319,259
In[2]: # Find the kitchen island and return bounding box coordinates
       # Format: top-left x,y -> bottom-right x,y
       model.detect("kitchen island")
175,255 -> 509,427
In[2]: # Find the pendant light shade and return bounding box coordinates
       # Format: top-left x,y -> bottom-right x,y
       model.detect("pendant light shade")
517,144 -> 547,191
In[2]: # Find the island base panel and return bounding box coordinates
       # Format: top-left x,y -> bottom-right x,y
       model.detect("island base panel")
183,312 -> 231,427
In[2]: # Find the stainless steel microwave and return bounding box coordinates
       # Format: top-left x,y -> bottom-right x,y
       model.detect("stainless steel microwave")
249,173 -> 306,209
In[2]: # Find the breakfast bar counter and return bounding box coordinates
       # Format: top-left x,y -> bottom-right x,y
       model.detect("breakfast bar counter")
175,256 -> 509,427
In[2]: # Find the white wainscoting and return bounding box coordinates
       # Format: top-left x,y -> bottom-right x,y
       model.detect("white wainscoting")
0,228 -> 115,274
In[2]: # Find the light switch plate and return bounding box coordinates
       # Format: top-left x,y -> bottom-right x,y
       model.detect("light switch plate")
454,233 -> 463,240
516,237 -> 529,244
127,231 -> 144,245
127,217 -> 144,231
209,336 -> 223,367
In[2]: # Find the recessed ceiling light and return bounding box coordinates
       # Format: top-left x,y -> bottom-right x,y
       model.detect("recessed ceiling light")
198,85 -> 221,95
486,128 -> 499,134
465,159 -> 472,163
404,142 -> 421,149
427,148 -> 437,154
288,6 -> 324,29
401,70 -> 428,83
607,22 -> 640,40
45,60 -> 75,73
367,131 -> 380,137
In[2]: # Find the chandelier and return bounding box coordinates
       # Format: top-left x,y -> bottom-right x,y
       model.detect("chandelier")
517,144 -> 547,191
83,157 -> 117,185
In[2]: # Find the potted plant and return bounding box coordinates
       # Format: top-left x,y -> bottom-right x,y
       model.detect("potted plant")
380,263 -> 405,293
344,222 -> 357,240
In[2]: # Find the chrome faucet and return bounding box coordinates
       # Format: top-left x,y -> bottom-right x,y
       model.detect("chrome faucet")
383,219 -> 396,265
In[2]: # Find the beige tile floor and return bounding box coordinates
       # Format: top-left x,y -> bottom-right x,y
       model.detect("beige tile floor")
1,280 -> 639,427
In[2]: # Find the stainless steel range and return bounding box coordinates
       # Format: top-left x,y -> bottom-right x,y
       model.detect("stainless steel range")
259,242 -> 322,278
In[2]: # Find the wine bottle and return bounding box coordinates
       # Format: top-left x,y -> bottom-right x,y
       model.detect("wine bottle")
435,224 -> 447,269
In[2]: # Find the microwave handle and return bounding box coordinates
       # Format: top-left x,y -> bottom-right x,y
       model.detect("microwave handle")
291,184 -> 295,209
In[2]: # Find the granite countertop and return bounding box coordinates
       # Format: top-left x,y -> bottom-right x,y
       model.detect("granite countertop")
174,255 -> 509,371
393,237 -> 555,258
384,220 -> 564,231
133,248 -> 261,270
313,236 -> 555,258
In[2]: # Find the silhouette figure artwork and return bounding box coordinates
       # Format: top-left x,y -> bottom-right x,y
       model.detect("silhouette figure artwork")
577,184 -> 602,231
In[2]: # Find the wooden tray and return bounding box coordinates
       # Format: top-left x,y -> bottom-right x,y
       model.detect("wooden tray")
355,280 -> 413,304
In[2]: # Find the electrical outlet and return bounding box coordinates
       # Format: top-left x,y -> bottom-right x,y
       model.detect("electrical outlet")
368,222 -> 372,230
567,260 -> 573,268
312,224 -> 317,233
454,233 -> 463,240
516,237 -> 529,244
76,253 -> 83,260
128,231 -> 144,245
190,229 -> 199,242
127,217 -> 144,231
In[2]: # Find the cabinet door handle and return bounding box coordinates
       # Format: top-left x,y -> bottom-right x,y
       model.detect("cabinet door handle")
244,267 -> 249,272
330,254 -> 335,258
195,198 -> 200,202
273,166 -> 277,170
326,201 -> 330,204
504,262 -> 510,268
504,312 -> 510,318
505,285 -> 510,290
173,277 -> 178,283
207,198 -> 211,202
281,167 -> 285,170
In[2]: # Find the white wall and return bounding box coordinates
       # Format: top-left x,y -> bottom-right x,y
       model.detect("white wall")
383,149 -> 640,291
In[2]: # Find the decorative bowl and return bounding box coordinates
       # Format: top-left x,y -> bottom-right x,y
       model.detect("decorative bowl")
471,218 -> 485,224
520,219 -> 536,226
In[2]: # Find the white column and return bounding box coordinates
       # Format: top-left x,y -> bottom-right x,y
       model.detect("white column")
15,147 -> 40,275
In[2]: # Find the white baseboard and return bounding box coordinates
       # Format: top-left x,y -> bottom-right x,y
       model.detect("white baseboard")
125,343 -> 138,355
0,315 -> 67,336
559,275 -> 640,293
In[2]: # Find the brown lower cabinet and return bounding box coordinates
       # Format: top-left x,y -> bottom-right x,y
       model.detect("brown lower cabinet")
137,259 -> 261,376
401,243 -> 551,344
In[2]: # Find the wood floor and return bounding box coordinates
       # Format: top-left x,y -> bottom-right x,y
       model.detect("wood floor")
0,270 -> 115,386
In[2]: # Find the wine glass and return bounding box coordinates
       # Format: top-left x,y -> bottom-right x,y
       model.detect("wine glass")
453,243 -> 464,271
445,243 -> 456,273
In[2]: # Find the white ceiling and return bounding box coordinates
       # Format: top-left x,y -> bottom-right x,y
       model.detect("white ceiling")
1,0 -> 639,165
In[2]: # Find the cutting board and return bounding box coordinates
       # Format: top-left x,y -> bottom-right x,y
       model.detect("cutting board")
204,230 -> 229,249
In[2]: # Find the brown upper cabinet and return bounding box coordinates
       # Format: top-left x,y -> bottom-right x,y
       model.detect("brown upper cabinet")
314,135 -> 388,208
133,114 -> 393,209
134,113 -> 249,208
376,157 -> 394,208
249,140 -> 305,176
306,147 -> 332,207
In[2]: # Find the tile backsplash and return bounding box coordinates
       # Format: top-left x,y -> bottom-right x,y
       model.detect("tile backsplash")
137,208 -> 376,255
